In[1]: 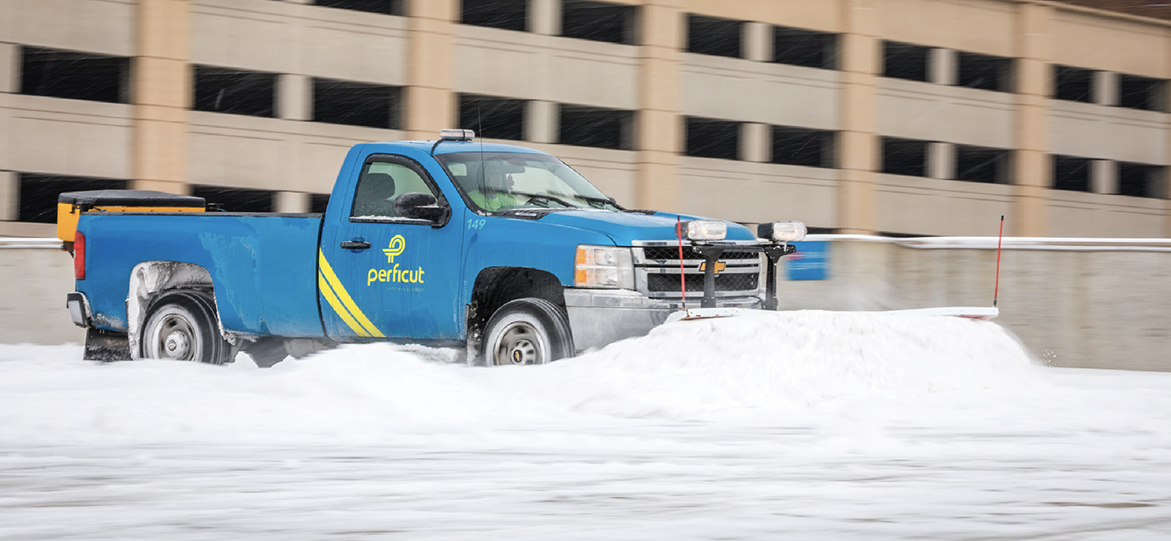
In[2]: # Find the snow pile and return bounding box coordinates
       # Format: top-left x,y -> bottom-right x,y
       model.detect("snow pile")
522,310 -> 1039,418
0,311 -> 1038,445
0,344 -> 489,446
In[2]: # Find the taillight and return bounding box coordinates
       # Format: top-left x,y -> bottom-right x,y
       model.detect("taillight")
74,231 -> 86,280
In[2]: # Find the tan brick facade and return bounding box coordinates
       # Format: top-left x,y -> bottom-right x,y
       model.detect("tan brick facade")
2,0 -> 1170,238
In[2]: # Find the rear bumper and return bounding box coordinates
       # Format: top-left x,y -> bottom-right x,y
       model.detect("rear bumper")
69,291 -> 132,360
564,288 -> 761,352
66,292 -> 91,328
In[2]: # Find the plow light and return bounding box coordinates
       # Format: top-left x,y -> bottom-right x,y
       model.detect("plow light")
439,129 -> 475,141
574,245 -> 635,289
682,220 -> 727,242
758,221 -> 807,243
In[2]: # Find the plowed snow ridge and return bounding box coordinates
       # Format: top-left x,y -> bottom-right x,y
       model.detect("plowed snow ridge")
0,311 -> 1038,445
533,310 -> 1038,415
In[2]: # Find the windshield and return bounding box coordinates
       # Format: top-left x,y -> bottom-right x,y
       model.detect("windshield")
436,152 -> 620,213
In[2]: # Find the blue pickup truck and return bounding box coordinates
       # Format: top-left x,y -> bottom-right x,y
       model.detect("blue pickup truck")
58,130 -> 805,367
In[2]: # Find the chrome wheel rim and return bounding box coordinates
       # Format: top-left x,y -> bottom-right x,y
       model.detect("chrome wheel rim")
153,313 -> 197,361
493,322 -> 543,365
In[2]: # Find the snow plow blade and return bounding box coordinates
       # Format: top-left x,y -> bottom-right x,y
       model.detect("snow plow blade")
874,306 -> 999,321
666,306 -> 999,324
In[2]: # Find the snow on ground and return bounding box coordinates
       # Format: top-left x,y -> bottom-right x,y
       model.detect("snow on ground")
0,311 -> 1168,540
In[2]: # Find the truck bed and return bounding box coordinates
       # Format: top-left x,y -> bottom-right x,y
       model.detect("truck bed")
77,212 -> 326,338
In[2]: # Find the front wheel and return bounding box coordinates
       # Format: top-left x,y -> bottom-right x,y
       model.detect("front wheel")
140,291 -> 235,365
481,298 -> 574,366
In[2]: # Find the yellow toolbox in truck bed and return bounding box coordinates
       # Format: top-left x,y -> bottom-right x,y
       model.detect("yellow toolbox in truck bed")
57,190 -> 207,243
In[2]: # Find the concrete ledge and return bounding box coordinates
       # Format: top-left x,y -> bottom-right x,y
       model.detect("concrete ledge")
0,237 -> 62,249
806,234 -> 1171,251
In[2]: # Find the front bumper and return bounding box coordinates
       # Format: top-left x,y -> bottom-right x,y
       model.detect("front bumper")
564,288 -> 761,352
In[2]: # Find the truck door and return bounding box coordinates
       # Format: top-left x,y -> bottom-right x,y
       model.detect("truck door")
318,154 -> 463,341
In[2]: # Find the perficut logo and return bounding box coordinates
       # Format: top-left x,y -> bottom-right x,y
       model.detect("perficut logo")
369,235 -> 425,286
383,235 -> 405,263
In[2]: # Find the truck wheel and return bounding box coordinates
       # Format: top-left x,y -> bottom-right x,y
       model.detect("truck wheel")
140,291 -> 234,365
482,298 -> 574,366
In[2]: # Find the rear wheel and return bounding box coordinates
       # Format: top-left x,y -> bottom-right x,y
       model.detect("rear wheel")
481,298 -> 573,366
140,291 -> 234,365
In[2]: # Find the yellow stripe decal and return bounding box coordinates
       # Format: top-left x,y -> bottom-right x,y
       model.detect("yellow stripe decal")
318,249 -> 385,338
319,271 -> 369,337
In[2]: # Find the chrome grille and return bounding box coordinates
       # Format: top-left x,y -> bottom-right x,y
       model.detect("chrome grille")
645,273 -> 759,294
632,242 -> 764,299
640,246 -> 761,262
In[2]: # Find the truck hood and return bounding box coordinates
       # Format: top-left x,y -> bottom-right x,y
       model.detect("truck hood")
533,209 -> 759,246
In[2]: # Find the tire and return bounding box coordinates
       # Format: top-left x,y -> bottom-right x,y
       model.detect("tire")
140,291 -> 235,365
481,298 -> 574,366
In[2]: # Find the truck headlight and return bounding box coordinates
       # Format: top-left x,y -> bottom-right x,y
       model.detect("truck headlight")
575,245 -> 635,289
682,220 -> 727,241
758,221 -> 807,243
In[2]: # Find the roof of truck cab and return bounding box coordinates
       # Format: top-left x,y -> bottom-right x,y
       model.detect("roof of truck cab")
365,140 -> 550,156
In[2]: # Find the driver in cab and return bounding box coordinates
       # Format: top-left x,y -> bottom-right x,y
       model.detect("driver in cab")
467,161 -> 521,212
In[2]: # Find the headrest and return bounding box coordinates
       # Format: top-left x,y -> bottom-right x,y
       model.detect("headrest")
362,172 -> 396,198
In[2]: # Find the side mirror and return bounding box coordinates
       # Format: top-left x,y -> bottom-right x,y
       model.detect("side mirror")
394,192 -> 450,225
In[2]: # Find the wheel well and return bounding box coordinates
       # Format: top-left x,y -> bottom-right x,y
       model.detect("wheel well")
127,261 -> 216,356
467,267 -> 565,342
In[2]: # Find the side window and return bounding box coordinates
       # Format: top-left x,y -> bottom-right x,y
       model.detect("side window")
350,159 -> 440,218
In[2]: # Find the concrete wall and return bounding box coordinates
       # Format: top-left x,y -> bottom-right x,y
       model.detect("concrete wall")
678,157 -> 839,227
780,236 -> 1171,372
2,96 -> 135,180
4,235 -> 1168,372
0,240 -> 85,345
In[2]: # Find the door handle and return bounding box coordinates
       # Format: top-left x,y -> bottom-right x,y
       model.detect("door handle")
340,240 -> 371,250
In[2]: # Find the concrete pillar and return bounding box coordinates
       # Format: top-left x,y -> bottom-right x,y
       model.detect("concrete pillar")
0,111 -> 8,179
405,0 -> 457,140
278,74 -> 311,121
1091,160 -> 1117,194
636,2 -> 683,212
742,123 -> 769,162
928,142 -> 955,180
0,45 -> 11,176
1011,3 -> 1052,237
530,0 -> 560,36
1165,199 -> 1171,238
0,172 -> 16,221
0,45 -> 14,223
929,48 -> 956,86
837,0 -> 880,235
1166,43 -> 1171,235
275,191 -> 310,213
744,22 -> 772,62
1094,71 -> 1117,106
0,43 -> 16,93
0,45 -> 9,222
133,0 -> 191,195
526,100 -> 557,144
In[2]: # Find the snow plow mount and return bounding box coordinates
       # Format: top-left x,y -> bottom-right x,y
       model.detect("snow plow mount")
691,242 -> 796,310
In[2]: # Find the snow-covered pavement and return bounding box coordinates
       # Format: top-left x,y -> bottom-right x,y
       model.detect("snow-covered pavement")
1,311 -> 1168,540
